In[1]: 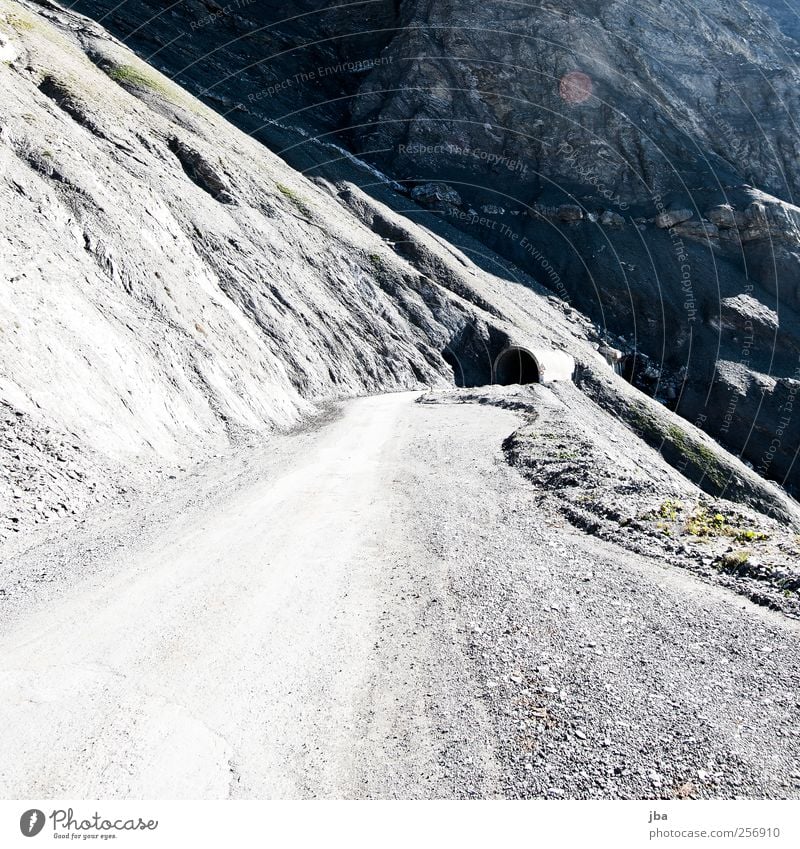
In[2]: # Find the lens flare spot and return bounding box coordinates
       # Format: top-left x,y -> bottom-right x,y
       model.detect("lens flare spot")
559,71 -> 593,104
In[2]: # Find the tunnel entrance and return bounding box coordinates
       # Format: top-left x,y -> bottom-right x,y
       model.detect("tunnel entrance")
493,347 -> 541,385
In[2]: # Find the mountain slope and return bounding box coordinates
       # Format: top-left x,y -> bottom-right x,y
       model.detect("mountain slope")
64,0 -> 800,494
0,0 -> 593,538
1,0 -> 798,551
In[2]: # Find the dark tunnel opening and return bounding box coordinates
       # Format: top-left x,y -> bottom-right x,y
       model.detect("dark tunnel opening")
494,347 -> 540,385
441,323 -> 505,387
442,347 -> 466,386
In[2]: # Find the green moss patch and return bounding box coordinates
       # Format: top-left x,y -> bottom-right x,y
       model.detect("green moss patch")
107,63 -> 170,95
277,183 -> 312,217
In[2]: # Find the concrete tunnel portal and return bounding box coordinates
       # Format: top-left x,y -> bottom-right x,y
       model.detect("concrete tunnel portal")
492,344 -> 575,386
442,330 -> 576,387
493,346 -> 540,385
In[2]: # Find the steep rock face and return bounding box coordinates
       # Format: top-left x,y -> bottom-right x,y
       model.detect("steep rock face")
352,1 -> 800,200
0,4 -> 448,445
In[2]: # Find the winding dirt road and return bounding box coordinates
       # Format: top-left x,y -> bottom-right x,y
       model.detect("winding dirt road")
0,393 -> 508,798
1,391 -> 799,799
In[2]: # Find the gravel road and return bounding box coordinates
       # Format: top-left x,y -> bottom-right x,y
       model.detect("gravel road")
0,391 -> 798,799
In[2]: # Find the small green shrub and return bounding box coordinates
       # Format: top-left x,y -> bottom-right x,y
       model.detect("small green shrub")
686,507 -> 727,537
658,499 -> 683,520
685,505 -> 769,543
716,550 -> 750,570
733,528 -> 769,543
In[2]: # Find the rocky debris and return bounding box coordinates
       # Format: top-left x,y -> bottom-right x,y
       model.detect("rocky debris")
719,294 -> 779,336
740,202 -> 770,241
598,344 -> 623,362
693,197 -> 800,244
655,209 -> 694,229
599,210 -> 625,228
420,388 -> 800,799
0,400 -> 125,542
598,345 -> 624,372
410,182 -> 462,210
528,202 -> 560,220
741,198 -> 800,243
577,363 -> 800,521
167,136 -> 234,204
556,204 -> 583,222
707,205 -> 747,229
671,220 -> 719,240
